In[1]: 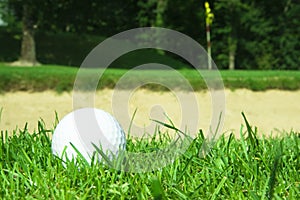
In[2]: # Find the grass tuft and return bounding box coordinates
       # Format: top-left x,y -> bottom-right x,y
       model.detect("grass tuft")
0,116 -> 299,199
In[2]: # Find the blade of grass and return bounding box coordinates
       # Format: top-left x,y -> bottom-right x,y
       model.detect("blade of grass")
177,155 -> 195,183
209,111 -> 223,142
69,142 -> 90,166
37,119 -> 51,145
91,143 -> 113,167
163,112 -> 176,128
127,108 -> 138,138
242,112 -> 259,148
53,111 -> 59,128
210,176 -> 227,200
21,149 -> 33,165
150,118 -> 191,140
239,124 -> 249,161
226,133 -> 234,155
267,141 -> 282,200
150,176 -> 166,200
201,112 -> 223,158
171,187 -> 190,199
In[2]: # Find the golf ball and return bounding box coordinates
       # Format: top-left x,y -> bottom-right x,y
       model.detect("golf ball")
51,108 -> 126,164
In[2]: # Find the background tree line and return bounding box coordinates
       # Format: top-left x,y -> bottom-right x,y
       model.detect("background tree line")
0,0 -> 299,69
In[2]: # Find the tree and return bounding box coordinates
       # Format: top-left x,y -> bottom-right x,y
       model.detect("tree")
0,0 -> 8,26
7,0 -> 44,66
51,0 -> 138,36
136,0 -> 156,27
136,0 -> 168,27
214,0 -> 248,70
19,3 -> 38,65
4,0 -> 139,66
261,0 -> 300,70
238,0 -> 300,70
154,0 -> 168,27
238,0 -> 277,69
278,0 -> 300,70
0,0 -> 298,69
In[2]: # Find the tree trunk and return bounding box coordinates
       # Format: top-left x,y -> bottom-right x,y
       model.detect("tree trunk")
19,4 -> 39,66
151,0 -> 168,56
229,48 -> 235,70
228,37 -> 236,70
155,0 -> 168,27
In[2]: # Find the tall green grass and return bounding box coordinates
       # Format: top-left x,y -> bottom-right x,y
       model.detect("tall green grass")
0,115 -> 299,199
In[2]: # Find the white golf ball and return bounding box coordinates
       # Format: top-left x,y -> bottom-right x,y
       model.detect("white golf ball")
51,108 -> 126,164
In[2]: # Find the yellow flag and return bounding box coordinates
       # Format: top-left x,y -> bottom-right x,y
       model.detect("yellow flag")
205,2 -> 214,25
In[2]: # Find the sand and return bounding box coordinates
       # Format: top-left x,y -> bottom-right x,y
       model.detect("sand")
0,89 -> 299,137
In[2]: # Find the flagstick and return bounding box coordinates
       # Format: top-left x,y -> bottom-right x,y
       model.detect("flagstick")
206,23 -> 212,70
205,2 -> 214,70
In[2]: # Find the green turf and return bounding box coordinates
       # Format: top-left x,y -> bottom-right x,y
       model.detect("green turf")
1,64 -> 300,92
0,115 -> 299,199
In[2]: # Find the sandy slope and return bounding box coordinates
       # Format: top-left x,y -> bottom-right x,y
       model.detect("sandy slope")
0,89 -> 299,137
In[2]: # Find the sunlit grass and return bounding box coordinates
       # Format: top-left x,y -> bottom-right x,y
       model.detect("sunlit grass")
0,114 -> 299,199
1,64 -> 300,92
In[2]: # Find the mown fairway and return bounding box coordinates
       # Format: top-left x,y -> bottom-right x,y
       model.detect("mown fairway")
1,64 -> 300,92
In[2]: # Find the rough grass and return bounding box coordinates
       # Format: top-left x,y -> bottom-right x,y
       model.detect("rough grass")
0,115 -> 299,199
1,64 -> 300,92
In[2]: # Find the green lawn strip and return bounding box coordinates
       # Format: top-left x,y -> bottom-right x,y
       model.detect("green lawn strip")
0,118 -> 299,199
1,64 -> 300,92
0,65 -> 78,92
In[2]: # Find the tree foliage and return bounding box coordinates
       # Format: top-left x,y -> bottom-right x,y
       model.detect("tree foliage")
0,0 -> 299,69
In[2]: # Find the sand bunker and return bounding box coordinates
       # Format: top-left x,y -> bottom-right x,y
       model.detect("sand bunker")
0,89 -> 299,137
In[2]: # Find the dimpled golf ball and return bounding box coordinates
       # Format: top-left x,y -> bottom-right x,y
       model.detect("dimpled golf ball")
51,108 -> 126,164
